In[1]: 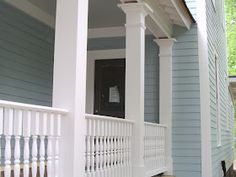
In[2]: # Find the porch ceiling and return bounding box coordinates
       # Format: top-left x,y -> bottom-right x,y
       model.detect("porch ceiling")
89,0 -> 125,28
4,0 -> 194,38
229,77 -> 236,102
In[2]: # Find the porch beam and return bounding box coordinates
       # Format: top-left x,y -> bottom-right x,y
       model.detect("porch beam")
119,3 -> 150,177
169,0 -> 192,30
144,0 -> 173,38
154,38 -> 175,175
53,0 -> 89,176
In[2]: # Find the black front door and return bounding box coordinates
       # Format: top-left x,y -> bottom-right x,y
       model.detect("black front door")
94,59 -> 125,118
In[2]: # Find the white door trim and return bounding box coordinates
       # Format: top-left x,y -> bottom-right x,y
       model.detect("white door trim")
86,49 -> 125,114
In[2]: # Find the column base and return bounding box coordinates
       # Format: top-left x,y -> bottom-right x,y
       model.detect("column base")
165,156 -> 173,175
132,165 -> 145,177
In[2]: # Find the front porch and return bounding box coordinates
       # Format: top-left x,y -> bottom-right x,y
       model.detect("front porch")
0,100 -> 167,177
0,0 -> 194,176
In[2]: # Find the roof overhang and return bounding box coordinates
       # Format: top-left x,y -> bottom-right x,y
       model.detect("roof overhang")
122,0 -> 195,38
229,76 -> 236,102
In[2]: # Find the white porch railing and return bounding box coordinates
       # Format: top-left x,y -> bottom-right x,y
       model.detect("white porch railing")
0,100 -> 67,177
85,114 -> 134,177
144,122 -> 167,177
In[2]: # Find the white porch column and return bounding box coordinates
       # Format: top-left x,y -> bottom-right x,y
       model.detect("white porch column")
119,3 -> 152,177
154,38 -> 175,175
53,0 -> 89,176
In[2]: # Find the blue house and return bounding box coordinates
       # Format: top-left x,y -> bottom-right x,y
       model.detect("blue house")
0,0 -> 234,177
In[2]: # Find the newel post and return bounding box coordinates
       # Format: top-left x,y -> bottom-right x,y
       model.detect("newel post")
53,0 -> 89,176
154,38 -> 175,175
119,3 -> 152,177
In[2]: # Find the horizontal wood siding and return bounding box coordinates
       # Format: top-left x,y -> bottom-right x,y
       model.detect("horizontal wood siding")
145,36 -> 159,123
88,35 -> 160,123
0,2 -> 54,106
172,25 -> 201,177
206,1 -> 234,176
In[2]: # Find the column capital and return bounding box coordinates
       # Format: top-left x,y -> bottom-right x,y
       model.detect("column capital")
154,38 -> 176,48
118,2 -> 153,17
154,38 -> 176,57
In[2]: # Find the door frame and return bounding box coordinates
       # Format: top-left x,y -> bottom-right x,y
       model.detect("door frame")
86,49 -> 125,114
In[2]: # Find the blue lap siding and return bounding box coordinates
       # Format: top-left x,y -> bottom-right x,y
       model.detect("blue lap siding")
172,25 -> 201,177
0,2 -> 54,106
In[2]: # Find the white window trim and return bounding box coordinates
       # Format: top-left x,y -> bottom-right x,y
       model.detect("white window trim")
226,74 -> 230,131
215,52 -> 221,147
221,0 -> 226,32
226,91 -> 231,132
86,49 -> 125,114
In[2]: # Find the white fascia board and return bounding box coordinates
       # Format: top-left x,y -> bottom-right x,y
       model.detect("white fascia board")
4,0 -> 55,28
170,0 -> 192,30
145,0 -> 173,38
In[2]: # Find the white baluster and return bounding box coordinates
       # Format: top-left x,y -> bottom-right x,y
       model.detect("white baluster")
32,111 -> 40,177
14,110 -> 23,177
123,123 -> 127,177
95,119 -> 100,176
159,127 -> 162,168
116,123 -> 120,169
113,122 -> 117,177
86,119 -> 91,177
120,122 -> 123,177
23,110 -> 31,177
104,121 -> 108,177
110,121 -> 114,177
4,108 -> 14,177
120,123 -> 124,176
40,112 -> 47,177
0,107 -> 3,168
118,123 -> 122,176
108,121 -> 112,177
128,124 -> 132,177
91,119 -> 95,176
156,126 -> 158,169
126,123 -> 130,177
107,121 -> 111,177
55,114 -> 61,177
47,113 -> 54,177
163,127 -> 166,168
100,120 -> 104,177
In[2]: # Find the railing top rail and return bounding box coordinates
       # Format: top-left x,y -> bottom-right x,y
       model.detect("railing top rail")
0,100 -> 68,114
85,113 -> 134,124
144,122 -> 167,128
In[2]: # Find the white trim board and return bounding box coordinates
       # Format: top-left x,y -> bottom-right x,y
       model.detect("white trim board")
88,27 -> 126,38
88,27 -> 152,39
86,49 -> 125,114
4,0 -> 55,28
197,0 -> 212,176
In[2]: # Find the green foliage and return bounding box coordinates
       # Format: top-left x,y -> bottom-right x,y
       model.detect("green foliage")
225,0 -> 236,75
